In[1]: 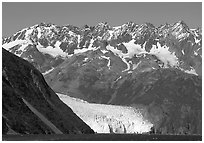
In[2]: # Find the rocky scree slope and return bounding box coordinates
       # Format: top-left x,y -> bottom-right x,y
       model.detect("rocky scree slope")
2,48 -> 94,135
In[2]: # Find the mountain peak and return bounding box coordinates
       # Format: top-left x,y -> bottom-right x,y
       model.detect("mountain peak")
95,22 -> 111,29
172,20 -> 189,31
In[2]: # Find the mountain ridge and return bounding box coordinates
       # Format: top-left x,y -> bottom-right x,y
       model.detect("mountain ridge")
2,20 -> 202,76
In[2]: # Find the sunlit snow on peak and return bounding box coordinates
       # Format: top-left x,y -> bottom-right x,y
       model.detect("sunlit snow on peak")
36,41 -> 68,58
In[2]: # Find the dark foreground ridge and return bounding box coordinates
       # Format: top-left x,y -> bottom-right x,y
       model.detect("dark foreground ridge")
2,48 -> 94,134
2,134 -> 202,141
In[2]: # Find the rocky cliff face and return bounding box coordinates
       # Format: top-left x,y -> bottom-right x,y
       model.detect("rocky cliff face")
2,48 -> 94,135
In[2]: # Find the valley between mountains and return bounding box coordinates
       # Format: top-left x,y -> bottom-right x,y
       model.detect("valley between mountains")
2,21 -> 202,135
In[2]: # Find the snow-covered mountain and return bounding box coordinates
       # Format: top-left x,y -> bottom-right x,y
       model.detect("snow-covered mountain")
2,21 -> 202,76
2,21 -> 202,135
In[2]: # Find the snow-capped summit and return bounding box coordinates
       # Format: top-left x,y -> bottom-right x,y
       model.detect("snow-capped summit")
2,20 -> 202,76
171,20 -> 190,40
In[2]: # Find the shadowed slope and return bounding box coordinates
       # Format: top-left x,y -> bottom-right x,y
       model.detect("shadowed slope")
2,48 -> 94,134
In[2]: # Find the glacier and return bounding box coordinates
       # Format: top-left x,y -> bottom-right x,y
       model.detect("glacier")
57,93 -> 153,134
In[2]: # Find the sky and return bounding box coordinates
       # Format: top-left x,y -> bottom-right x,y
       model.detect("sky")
2,2 -> 202,37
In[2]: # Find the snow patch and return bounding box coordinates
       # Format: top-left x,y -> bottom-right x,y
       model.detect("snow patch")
123,39 -> 147,58
194,51 -> 198,56
42,67 -> 55,75
181,68 -> 198,76
101,55 -> 111,69
133,61 -> 142,70
113,26 -> 121,29
106,45 -> 131,72
106,44 -> 124,57
77,35 -> 81,47
121,58 -> 130,72
114,76 -> 122,82
194,37 -> 201,44
74,47 -> 96,54
107,30 -> 114,40
182,50 -> 184,55
36,41 -> 68,57
83,57 -> 89,62
2,40 -> 27,50
149,42 -> 178,68
37,27 -> 42,38
106,40 -> 179,70
74,39 -> 98,54
68,31 -> 75,36
88,39 -> 94,48
106,40 -> 147,59
101,49 -> 108,54
25,28 -> 33,39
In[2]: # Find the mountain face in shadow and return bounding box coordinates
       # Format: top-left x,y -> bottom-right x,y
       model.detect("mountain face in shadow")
2,48 -> 94,135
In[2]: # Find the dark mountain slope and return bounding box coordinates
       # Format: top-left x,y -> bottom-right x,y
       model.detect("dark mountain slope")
2,48 -> 94,134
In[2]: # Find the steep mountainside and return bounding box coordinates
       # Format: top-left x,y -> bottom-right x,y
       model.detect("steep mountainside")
2,48 -> 94,135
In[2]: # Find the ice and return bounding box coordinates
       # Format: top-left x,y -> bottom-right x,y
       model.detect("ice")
57,93 -> 153,134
